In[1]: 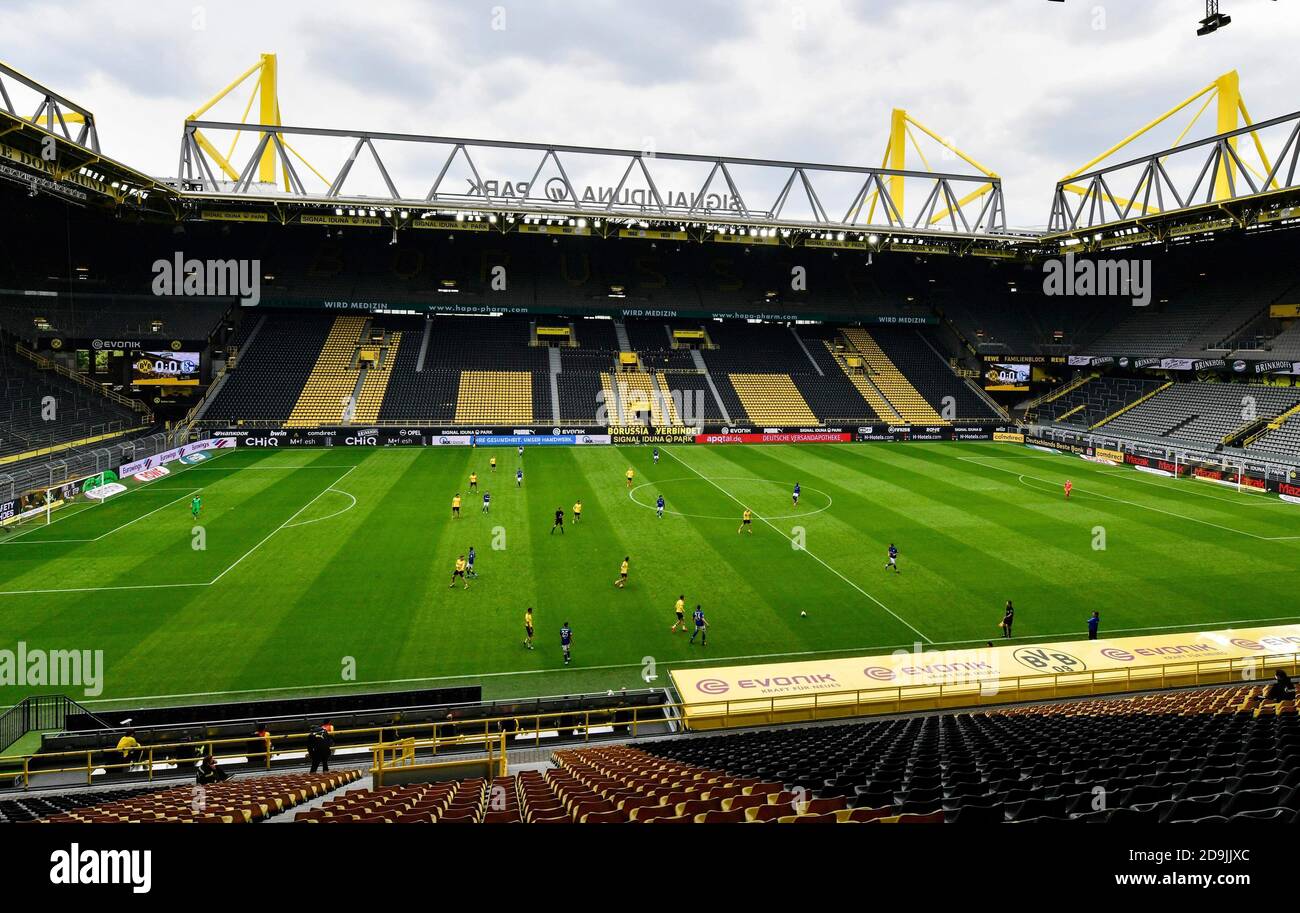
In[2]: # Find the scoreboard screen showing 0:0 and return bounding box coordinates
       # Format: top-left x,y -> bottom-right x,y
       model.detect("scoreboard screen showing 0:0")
133,351 -> 201,386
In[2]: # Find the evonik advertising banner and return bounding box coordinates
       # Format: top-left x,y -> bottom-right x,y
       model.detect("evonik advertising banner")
118,438 -> 237,478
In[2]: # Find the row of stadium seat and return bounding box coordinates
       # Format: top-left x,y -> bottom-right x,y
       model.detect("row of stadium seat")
33,771 -> 361,824
203,312 -> 994,427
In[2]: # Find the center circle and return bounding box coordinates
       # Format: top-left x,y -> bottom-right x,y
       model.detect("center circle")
628,477 -> 833,521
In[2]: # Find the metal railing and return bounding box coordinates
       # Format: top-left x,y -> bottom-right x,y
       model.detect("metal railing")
2,650 -> 1294,791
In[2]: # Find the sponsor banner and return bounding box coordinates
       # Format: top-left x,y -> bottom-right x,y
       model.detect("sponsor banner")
981,355 -> 1068,365
0,498 -> 16,523
1281,494 -> 1300,505
118,438 -> 235,477
1096,447 -> 1126,463
178,452 -> 210,465
1095,231 -> 1153,249
410,218 -> 491,232
673,623 -> 1300,726
85,482 -> 128,501
300,214 -> 383,227
1271,304 -> 1300,318
993,431 -> 1026,444
475,434 -> 580,447
618,229 -> 688,241
133,466 -> 171,483
612,430 -> 701,445
1167,218 -> 1234,237
695,433 -> 852,445
201,210 -> 269,223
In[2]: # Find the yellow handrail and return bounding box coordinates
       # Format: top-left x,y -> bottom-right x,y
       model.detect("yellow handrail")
2,649 -> 1296,789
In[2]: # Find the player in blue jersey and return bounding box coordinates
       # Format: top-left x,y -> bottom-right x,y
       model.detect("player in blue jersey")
656,494 -> 665,519
792,482 -> 801,507
482,491 -> 491,513
886,543 -> 899,573
467,546 -> 478,579
560,621 -> 573,665
653,447 -> 660,465
689,605 -> 708,645
516,467 -> 523,488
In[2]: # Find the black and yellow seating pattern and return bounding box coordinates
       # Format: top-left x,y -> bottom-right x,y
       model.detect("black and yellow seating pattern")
727,374 -> 818,425
842,328 -> 946,425
454,371 -> 534,424
285,316 -> 368,428
352,332 -> 403,424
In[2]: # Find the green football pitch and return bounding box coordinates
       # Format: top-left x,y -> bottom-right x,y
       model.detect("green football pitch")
1,442 -> 1297,710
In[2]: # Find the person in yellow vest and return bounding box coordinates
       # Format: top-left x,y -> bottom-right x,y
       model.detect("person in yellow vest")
671,595 -> 688,632
573,500 -> 583,524
116,729 -> 142,769
452,493 -> 462,519
626,467 -> 635,489
737,507 -> 754,534
450,555 -> 470,589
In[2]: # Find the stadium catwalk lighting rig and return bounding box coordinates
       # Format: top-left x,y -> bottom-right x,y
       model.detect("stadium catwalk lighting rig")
1050,0 -> 1281,36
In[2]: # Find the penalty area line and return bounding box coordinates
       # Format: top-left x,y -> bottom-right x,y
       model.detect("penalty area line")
662,447 -> 932,644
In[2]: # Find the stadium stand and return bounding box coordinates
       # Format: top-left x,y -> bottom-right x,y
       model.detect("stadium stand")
1248,405 -> 1300,459
0,342 -> 145,461
1033,376 -> 1167,429
871,329 -> 1002,421
841,327 -> 947,424
1097,382 -> 1300,448
202,313 -> 334,423
36,771 -> 362,823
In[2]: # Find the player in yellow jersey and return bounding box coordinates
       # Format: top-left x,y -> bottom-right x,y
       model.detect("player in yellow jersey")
523,607 -> 535,649
626,467 -> 635,489
671,595 -> 687,632
452,494 -> 462,518
469,472 -> 478,491
573,500 -> 583,524
737,507 -> 753,534
450,555 -> 469,589
614,556 -> 630,588
490,456 -> 498,472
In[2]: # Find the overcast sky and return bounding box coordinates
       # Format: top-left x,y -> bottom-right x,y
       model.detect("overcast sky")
3,0 -> 1298,228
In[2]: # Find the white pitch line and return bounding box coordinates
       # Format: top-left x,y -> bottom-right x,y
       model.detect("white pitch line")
207,466 -> 357,585
0,466 -> 358,597
0,488 -> 203,545
664,447 -> 932,644
73,611 -> 1300,707
956,455 -> 1280,541
284,489 -> 357,528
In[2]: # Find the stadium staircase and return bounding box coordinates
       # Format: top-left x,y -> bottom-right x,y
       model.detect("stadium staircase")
840,328 -> 946,424
1024,373 -> 1096,417
351,331 -> 403,424
1089,380 -> 1173,431
824,341 -> 902,422
285,315 -> 369,428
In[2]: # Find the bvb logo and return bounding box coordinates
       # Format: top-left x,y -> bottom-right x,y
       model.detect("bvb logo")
50,338 -> 63,350
1011,647 -> 1087,675
171,340 -> 183,351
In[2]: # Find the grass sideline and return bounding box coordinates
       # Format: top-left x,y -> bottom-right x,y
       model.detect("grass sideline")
1,441 -> 1297,710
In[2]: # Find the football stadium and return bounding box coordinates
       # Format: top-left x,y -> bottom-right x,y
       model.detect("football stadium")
1,0 -> 1298,887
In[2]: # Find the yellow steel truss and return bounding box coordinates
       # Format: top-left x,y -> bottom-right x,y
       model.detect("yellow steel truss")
1059,70 -> 1276,213
859,109 -> 999,226
185,53 -> 326,191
